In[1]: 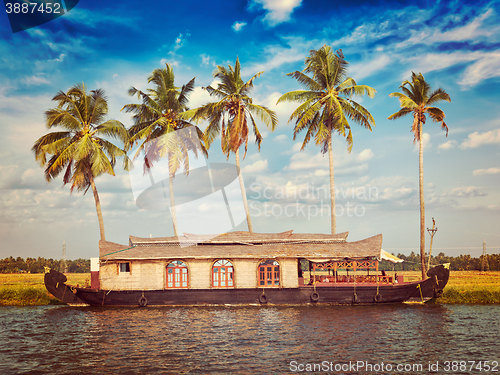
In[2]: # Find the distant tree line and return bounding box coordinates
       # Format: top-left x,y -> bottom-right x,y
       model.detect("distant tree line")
380,252 -> 500,272
0,257 -> 90,273
2,253 -> 499,274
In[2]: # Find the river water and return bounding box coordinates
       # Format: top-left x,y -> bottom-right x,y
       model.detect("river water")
0,304 -> 498,374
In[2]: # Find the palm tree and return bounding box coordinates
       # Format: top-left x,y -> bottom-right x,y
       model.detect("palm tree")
32,83 -> 130,241
191,57 -> 277,233
388,71 -> 450,279
122,63 -> 206,237
277,46 -> 376,234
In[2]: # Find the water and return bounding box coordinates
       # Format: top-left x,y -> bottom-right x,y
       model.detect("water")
0,304 -> 499,374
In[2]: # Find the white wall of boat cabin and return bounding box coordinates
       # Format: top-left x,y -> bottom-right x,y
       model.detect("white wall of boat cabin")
281,258 -> 299,288
99,261 -> 165,291
188,259 -> 211,289
98,258 -> 300,290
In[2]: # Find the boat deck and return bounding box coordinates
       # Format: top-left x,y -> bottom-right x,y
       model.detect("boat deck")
299,274 -> 402,286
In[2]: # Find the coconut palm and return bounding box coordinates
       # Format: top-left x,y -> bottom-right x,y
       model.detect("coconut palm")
388,71 -> 451,279
32,83 -> 130,241
122,63 -> 206,237
277,46 -> 376,234
191,57 -> 278,233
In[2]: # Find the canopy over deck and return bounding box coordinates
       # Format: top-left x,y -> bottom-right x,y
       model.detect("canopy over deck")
380,250 -> 404,264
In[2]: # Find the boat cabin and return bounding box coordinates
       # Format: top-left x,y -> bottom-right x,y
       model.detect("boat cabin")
94,231 -> 399,291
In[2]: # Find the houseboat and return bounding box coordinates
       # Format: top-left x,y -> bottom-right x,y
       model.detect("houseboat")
44,231 -> 449,306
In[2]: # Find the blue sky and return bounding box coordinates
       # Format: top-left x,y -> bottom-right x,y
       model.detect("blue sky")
0,0 -> 499,260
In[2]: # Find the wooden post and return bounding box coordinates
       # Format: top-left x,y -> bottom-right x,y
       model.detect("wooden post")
427,218 -> 438,271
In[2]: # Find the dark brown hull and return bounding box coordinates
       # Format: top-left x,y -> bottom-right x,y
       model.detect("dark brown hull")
44,265 -> 449,306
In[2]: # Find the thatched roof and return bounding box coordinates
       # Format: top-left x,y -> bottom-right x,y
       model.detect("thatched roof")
99,231 -> 383,262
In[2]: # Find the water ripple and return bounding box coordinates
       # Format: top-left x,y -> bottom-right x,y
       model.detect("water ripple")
0,304 -> 498,374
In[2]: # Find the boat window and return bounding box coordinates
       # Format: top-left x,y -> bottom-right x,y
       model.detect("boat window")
258,259 -> 280,287
212,259 -> 234,288
119,262 -> 130,273
166,260 -> 188,288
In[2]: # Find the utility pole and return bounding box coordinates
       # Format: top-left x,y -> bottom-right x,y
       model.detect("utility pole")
427,218 -> 438,271
61,241 -> 68,273
481,239 -> 490,272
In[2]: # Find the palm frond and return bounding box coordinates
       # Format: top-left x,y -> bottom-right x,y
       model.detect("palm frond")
276,90 -> 320,104
246,103 -> 277,132
285,71 -> 322,91
426,88 -> 451,106
388,108 -> 413,120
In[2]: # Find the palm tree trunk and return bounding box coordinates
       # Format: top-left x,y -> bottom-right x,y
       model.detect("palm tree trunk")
89,174 -> 106,241
169,173 -> 179,237
235,148 -> 253,233
168,154 -> 179,237
328,135 -> 336,235
418,120 -> 426,280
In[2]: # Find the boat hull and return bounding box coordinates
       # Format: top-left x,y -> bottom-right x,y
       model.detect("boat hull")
45,265 -> 449,306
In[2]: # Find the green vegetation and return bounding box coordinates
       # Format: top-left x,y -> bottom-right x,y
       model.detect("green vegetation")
388,72 -> 451,279
123,63 -> 206,237
379,252 -> 500,272
32,83 -> 131,241
278,46 -> 376,235
192,57 -> 278,233
1,272 -> 498,305
0,257 -> 89,273
0,273 -> 89,306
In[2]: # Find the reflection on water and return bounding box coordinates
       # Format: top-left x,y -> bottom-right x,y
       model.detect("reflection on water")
0,304 -> 499,374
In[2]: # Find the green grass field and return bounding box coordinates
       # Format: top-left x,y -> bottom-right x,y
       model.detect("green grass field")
0,273 -> 90,306
1,271 -> 499,305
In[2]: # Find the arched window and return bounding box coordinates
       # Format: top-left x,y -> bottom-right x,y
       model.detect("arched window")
166,260 -> 188,288
258,259 -> 280,287
212,259 -> 234,288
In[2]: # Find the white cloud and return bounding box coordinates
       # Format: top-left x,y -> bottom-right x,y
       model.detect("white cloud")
397,9 -> 499,48
461,128 -> 500,148
402,50 -> 500,88
262,91 -> 298,127
438,140 -> 456,150
286,144 -> 372,177
23,75 -> 50,85
349,54 -> 391,80
160,58 -> 179,67
413,133 -> 431,151
357,149 -> 374,162
314,169 -> 328,177
241,38 -> 312,76
250,0 -> 302,26
473,168 -> 500,176
331,6 -> 500,88
63,7 -> 138,29
170,33 -> 189,52
445,186 -> 487,198
184,86 -> 213,110
458,51 -> 500,87
287,152 -> 328,171
232,21 -> 247,32
274,134 -> 288,142
200,54 -> 213,66
242,159 -> 269,173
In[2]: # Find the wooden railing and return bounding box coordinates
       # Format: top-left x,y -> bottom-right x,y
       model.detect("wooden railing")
306,275 -> 394,284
